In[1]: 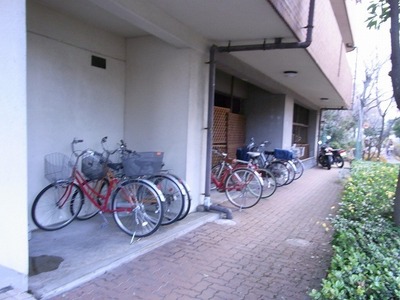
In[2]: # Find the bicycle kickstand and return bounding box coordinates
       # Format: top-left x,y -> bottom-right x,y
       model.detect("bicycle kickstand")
130,231 -> 136,245
98,211 -> 109,228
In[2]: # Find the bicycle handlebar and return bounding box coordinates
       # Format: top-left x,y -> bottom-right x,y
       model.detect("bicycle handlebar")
71,138 -> 85,157
212,148 -> 227,158
100,136 -> 112,154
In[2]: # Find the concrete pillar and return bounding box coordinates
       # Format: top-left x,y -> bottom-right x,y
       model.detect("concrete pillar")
0,0 -> 29,292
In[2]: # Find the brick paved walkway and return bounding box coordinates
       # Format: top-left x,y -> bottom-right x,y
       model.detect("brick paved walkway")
49,166 -> 345,300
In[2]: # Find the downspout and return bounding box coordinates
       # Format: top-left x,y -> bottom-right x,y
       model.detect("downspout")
203,45 -> 233,220
203,0 -> 315,218
217,0 -> 315,53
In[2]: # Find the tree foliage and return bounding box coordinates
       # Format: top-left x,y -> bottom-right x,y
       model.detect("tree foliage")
366,0 -> 391,29
365,0 -> 400,228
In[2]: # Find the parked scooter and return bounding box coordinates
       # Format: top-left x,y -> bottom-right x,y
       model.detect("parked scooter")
331,149 -> 345,168
318,142 -> 333,170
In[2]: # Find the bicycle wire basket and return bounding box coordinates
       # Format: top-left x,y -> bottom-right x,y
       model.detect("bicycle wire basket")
44,152 -> 73,182
81,151 -> 107,180
122,151 -> 164,178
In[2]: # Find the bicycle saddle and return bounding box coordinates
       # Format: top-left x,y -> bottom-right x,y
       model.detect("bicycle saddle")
247,151 -> 260,158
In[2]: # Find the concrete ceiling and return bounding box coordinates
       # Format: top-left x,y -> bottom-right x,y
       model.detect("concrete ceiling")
33,0 -> 351,110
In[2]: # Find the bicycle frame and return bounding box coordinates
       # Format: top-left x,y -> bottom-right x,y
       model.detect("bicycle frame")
212,157 -> 259,192
211,160 -> 233,191
70,161 -> 135,214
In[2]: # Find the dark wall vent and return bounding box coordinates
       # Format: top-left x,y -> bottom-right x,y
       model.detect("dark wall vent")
91,55 -> 106,69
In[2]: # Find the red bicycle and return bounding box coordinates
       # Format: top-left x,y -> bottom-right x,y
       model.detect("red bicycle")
31,138 -> 165,239
211,149 -> 263,209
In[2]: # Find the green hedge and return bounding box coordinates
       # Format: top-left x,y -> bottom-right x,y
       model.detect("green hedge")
310,161 -> 400,299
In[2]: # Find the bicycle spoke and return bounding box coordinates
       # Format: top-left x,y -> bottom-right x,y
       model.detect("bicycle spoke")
32,181 -> 83,231
225,168 -> 262,209
112,179 -> 164,238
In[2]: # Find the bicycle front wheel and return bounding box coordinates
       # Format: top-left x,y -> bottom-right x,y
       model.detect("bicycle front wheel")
224,168 -> 262,209
267,161 -> 289,187
147,174 -> 185,225
31,181 -> 83,231
112,178 -> 165,238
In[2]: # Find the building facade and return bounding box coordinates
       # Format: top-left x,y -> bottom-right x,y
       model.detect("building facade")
0,0 -> 354,292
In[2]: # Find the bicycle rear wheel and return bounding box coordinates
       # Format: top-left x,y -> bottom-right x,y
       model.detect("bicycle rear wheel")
147,174 -> 185,225
165,173 -> 192,221
266,161 -> 289,187
284,160 -> 296,185
31,181 -> 83,231
211,164 -> 222,191
292,158 -> 304,180
112,178 -> 165,238
224,168 -> 262,209
256,168 -> 277,198
76,178 -> 108,220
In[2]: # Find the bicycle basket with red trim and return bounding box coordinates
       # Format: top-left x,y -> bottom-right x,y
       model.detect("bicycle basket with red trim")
122,151 -> 164,177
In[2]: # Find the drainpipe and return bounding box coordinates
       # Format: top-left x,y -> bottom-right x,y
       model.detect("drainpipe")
203,45 -> 233,220
217,0 -> 315,53
203,0 -> 315,218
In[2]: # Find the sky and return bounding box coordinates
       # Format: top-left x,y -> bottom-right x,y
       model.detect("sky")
346,0 -> 398,119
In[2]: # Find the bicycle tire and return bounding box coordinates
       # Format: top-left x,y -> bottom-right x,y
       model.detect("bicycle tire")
31,181 -> 84,231
292,158 -> 304,180
147,174 -> 185,225
166,173 -> 192,221
211,164 -> 222,191
256,168 -> 277,198
224,168 -> 262,209
75,178 -> 109,220
112,178 -> 165,238
266,161 -> 289,187
284,160 -> 296,185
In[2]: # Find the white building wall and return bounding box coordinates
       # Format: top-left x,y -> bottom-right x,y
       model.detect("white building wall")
125,36 -> 208,209
282,95 -> 294,149
27,3 -> 126,228
0,0 -> 28,291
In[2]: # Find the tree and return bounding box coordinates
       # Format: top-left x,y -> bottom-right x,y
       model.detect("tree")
393,118 -> 400,137
367,0 -> 400,225
367,0 -> 400,109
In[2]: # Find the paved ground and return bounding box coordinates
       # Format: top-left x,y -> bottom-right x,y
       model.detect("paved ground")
42,165 -> 345,300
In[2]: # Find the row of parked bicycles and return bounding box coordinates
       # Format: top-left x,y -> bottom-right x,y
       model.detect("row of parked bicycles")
210,138 -> 305,209
31,137 -> 191,241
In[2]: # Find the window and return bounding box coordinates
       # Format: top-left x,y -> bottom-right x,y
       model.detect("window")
214,92 -> 242,114
292,104 -> 309,144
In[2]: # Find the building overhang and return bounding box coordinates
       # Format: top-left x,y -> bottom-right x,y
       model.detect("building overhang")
32,0 -> 355,110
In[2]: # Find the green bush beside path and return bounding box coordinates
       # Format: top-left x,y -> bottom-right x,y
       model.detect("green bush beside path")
310,161 -> 400,299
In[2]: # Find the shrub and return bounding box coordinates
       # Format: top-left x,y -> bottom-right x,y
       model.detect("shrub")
310,161 -> 400,299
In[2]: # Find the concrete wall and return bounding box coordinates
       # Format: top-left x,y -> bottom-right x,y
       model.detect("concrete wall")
0,0 -> 28,291
245,86 -> 286,149
270,0 -> 353,107
125,36 -> 208,208
27,2 -> 209,225
27,2 -> 126,227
